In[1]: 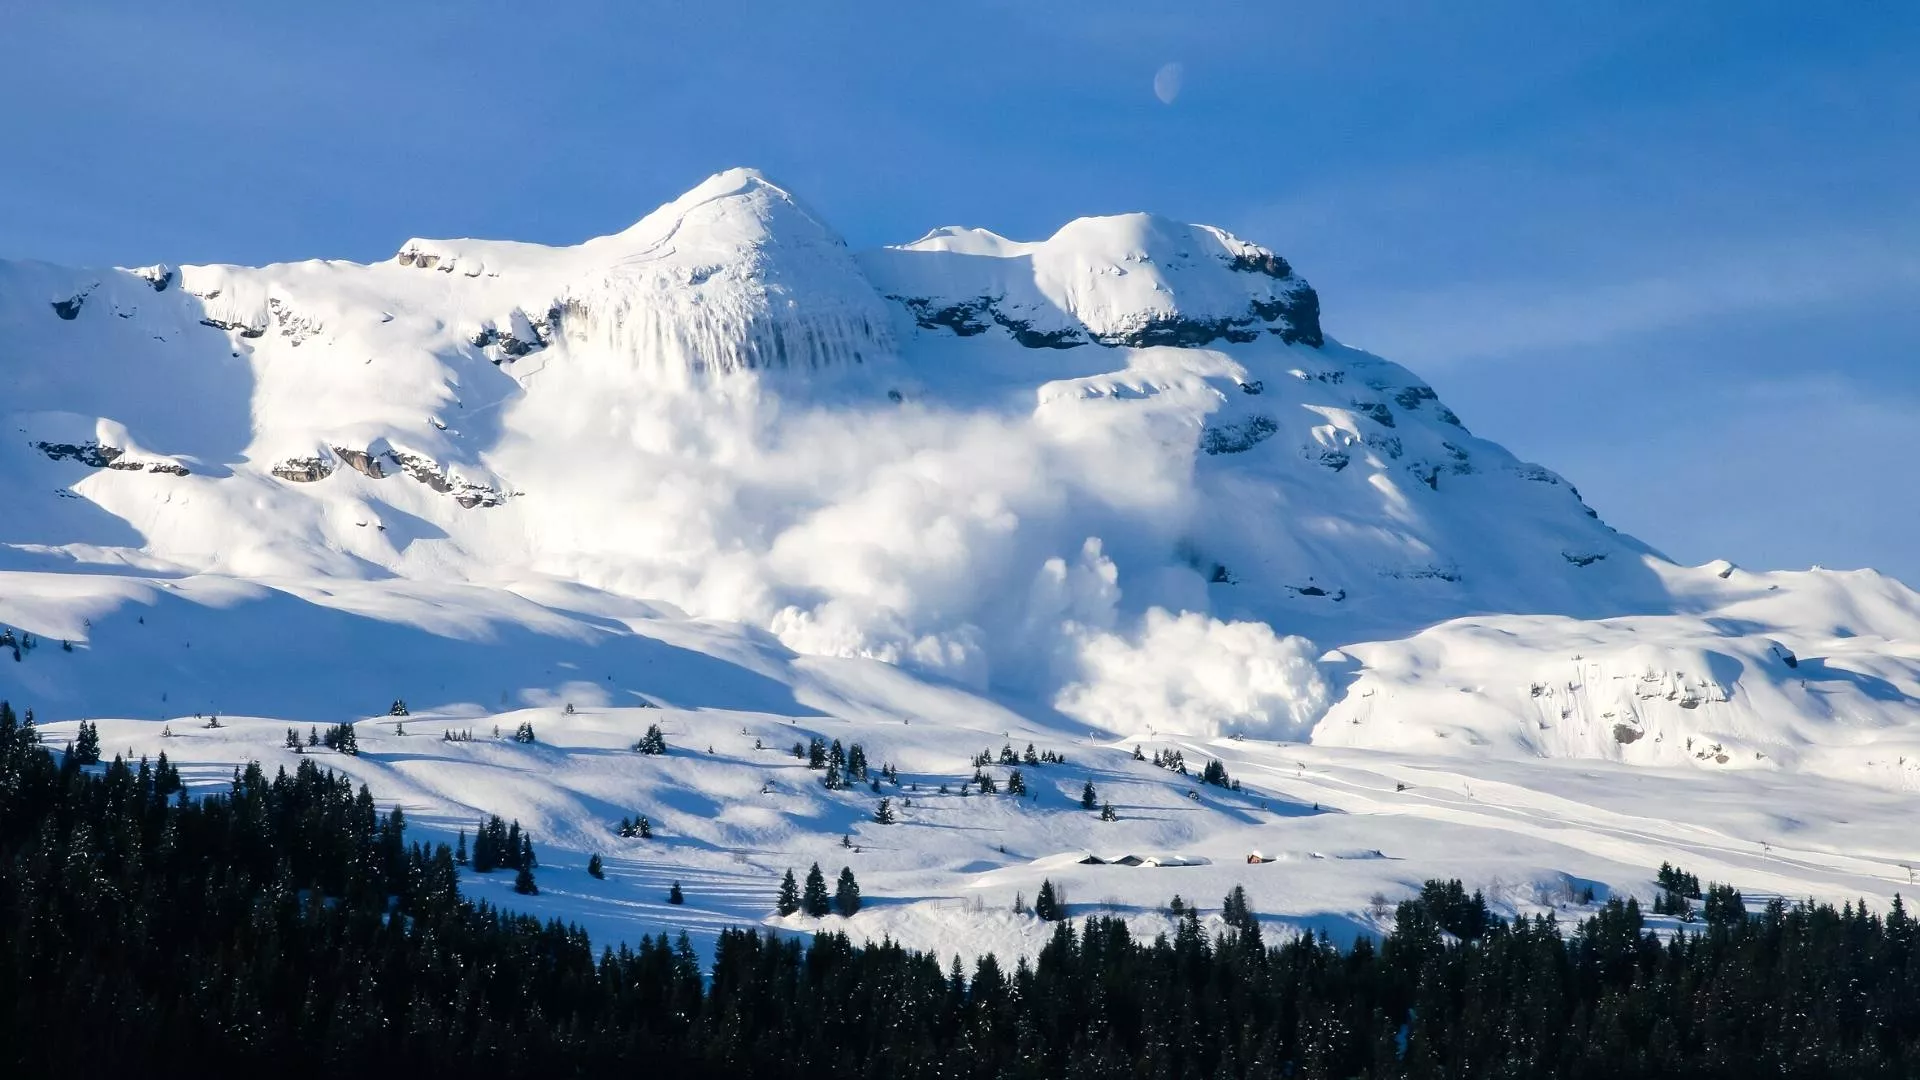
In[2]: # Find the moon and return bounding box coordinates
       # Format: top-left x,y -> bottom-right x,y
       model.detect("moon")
1153,62 -> 1184,105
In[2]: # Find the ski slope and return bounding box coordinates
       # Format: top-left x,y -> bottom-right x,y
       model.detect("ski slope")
4,167 -> 1918,956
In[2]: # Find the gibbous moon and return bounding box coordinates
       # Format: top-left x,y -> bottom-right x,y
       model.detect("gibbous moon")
1153,62 -> 1184,105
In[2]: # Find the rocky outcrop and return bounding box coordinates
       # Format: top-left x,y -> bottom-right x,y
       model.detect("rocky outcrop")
200,316 -> 266,338
35,440 -> 188,475
331,447 -> 386,479
37,441 -> 122,468
469,305 -> 561,362
271,457 -> 334,483
130,264 -> 174,292
893,285 -> 1321,351
1350,401 -> 1394,428
1200,415 -> 1279,455
50,294 -> 85,320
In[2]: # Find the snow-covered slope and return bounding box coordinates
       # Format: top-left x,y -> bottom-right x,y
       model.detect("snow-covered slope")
4,167 -> 1918,956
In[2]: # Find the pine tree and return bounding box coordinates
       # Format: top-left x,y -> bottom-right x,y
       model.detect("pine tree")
1007,768 -> 1026,796
513,864 -> 538,895
807,736 -> 827,769
71,720 -> 101,765
638,815 -> 652,839
873,797 -> 896,825
308,725 -> 319,747
1034,879 -> 1062,921
823,762 -> 844,790
513,721 -> 536,744
847,742 -> 868,781
635,724 -> 667,755
1081,779 -> 1097,810
834,867 -> 862,917
456,830 -> 468,866
390,699 -> 409,716
1100,801 -> 1117,822
668,881 -> 684,905
284,727 -> 300,750
1223,885 -> 1260,943
776,869 -> 800,916
587,853 -> 604,880
829,739 -> 846,773
803,863 -> 831,917
1132,744 -> 1145,761
1024,743 -> 1040,766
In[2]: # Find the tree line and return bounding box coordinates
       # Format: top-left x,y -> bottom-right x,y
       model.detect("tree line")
5,699 -> 1920,1076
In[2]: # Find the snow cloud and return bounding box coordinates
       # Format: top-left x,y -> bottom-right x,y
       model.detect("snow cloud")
493,348 -> 1326,737
1055,608 -> 1332,739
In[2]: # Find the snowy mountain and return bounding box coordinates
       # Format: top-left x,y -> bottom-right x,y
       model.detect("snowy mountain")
4,167 -> 1918,958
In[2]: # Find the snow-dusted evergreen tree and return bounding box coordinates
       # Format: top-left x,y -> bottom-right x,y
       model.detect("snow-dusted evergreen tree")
71,720 -> 101,765
873,797 -> 896,825
513,864 -> 537,895
776,869 -> 800,916
587,853 -> 604,879
802,863 -> 831,917
834,867 -> 861,916
668,881 -> 684,904
1080,779 -> 1097,810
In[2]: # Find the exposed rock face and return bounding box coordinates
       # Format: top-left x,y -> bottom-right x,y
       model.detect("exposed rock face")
469,306 -> 561,362
34,440 -> 187,475
37,441 -> 122,468
331,447 -> 387,479
51,295 -> 85,320
130,264 -> 174,292
200,316 -> 266,338
1201,416 -> 1280,455
863,213 -> 1323,352
271,457 -> 334,483
267,445 -> 511,508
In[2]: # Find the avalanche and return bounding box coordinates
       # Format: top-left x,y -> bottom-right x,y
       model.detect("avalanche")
2,166 -> 1917,959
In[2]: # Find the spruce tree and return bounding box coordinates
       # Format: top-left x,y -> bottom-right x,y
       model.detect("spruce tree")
72,720 -> 101,765
873,797 -> 896,825
834,867 -> 862,916
456,830 -> 468,866
1006,768 -> 1026,796
1081,779 -> 1097,810
777,869 -> 800,916
1223,885 -> 1260,943
513,864 -> 538,895
803,863 -> 831,917
668,881 -> 684,905
1034,879 -> 1062,921
1100,801 -> 1117,822
587,853 -> 604,880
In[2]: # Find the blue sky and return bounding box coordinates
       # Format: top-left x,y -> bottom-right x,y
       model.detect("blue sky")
7,1 -> 1917,583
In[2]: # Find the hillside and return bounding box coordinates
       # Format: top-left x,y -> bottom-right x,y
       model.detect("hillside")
3,167 -> 1918,958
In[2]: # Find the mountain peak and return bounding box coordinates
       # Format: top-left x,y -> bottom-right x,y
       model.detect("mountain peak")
862,210 -> 1321,349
